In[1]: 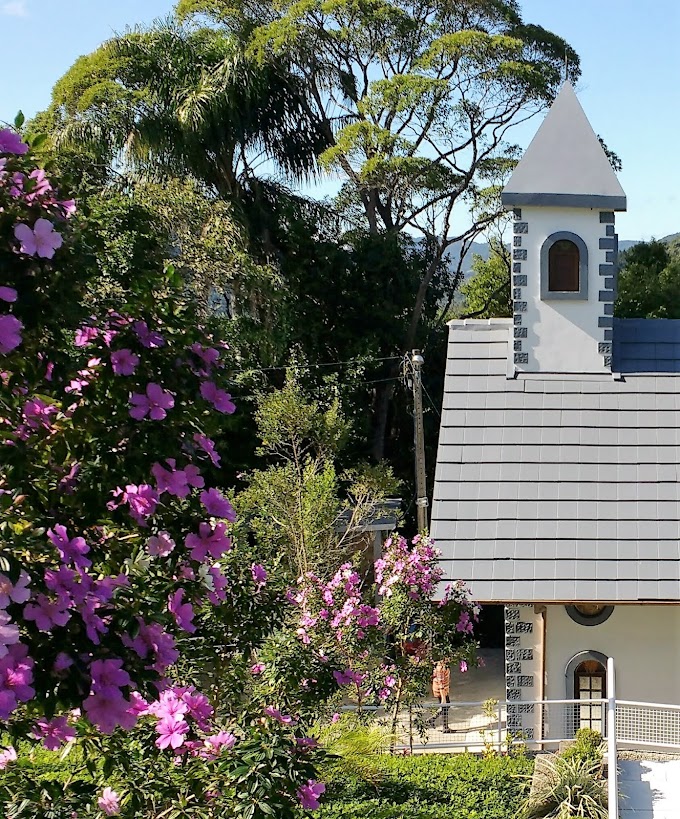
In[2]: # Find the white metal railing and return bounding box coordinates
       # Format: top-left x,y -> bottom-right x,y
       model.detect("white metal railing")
607,658 -> 618,819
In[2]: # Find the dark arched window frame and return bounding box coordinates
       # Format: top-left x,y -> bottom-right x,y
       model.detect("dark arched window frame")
540,231 -> 589,300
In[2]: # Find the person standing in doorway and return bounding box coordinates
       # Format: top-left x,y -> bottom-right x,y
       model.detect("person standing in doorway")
429,659 -> 451,731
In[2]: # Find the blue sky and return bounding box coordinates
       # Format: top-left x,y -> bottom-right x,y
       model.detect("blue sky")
1,0 -> 677,240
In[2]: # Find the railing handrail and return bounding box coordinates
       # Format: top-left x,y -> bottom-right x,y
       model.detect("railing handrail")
607,658 -> 618,819
616,699 -> 680,711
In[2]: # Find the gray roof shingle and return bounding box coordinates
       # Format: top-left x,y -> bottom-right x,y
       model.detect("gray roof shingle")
431,319 -> 680,603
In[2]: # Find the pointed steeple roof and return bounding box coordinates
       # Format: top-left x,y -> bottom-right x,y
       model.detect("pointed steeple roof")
502,82 -> 626,211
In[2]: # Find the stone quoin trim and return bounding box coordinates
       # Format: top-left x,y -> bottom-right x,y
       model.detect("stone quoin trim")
505,605 -> 537,740
512,209 -> 527,368
599,213 -> 618,368
540,231 -> 589,301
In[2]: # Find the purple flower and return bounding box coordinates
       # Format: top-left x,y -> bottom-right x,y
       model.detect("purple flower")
200,381 -> 235,414
14,219 -> 63,259
147,531 -> 176,557
193,433 -> 221,466
200,488 -> 236,520
33,716 -> 76,750
23,594 -> 70,632
296,736 -> 319,750
0,611 -> 20,658
53,652 -> 73,673
98,787 -> 121,816
0,644 -> 35,720
251,564 -> 267,588
84,688 -> 137,734
0,314 -> 22,354
152,459 -> 204,498
0,129 -> 28,155
168,589 -> 196,634
185,522 -> 232,562
459,660 -> 468,673
0,746 -> 17,770
204,731 -> 236,754
155,715 -> 189,750
0,287 -> 17,303
207,566 -> 228,605
129,383 -> 174,421
0,571 -> 30,609
297,780 -> 326,810
47,524 -> 91,570
250,663 -> 265,675
133,320 -> 165,349
74,326 -> 98,347
263,706 -> 297,725
90,658 -> 131,692
21,397 -> 57,431
111,348 -> 139,376
108,484 -> 159,525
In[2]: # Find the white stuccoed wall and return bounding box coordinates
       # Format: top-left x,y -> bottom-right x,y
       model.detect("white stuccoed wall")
518,206 -> 609,374
545,604 -> 680,703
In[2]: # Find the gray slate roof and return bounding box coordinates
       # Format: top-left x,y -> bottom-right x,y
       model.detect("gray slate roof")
431,319 -> 680,603
501,82 -> 627,211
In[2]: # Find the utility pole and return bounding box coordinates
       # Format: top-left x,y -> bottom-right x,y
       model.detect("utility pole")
411,350 -> 428,532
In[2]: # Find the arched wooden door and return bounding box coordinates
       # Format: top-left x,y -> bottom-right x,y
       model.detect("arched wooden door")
574,659 -> 606,734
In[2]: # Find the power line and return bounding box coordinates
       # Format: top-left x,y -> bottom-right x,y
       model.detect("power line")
231,354 -> 402,377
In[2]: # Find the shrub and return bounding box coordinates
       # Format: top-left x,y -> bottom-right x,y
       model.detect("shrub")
518,755 -> 607,819
561,728 -> 604,765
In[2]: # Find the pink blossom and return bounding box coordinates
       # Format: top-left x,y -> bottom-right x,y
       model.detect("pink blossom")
90,658 -> 131,692
23,594 -> 70,632
185,522 -> 231,562
47,524 -> 91,569
297,780 -> 326,810
0,571 -> 30,609
74,326 -> 98,347
189,343 -> 220,371
193,433 -> 221,466
152,459 -> 204,498
251,564 -> 267,587
133,320 -> 165,349
98,787 -> 121,816
129,383 -> 174,421
21,397 -> 57,432
250,663 -> 265,675
199,381 -> 235,414
296,737 -> 319,750
33,716 -> 76,750
0,611 -> 20,657
14,219 -> 63,259
108,484 -> 159,525
204,731 -> 236,754
459,660 -> 468,673
207,566 -> 228,605
60,199 -> 77,217
155,716 -> 189,750
200,488 -> 236,520
0,129 -> 28,155
123,620 -> 178,672
168,589 -> 196,633
111,349 -> 139,375
263,706 -> 296,725
83,689 -> 137,734
0,314 -> 23,354
0,746 -> 17,770
0,287 -> 17,302
0,644 -> 35,719
147,531 -> 176,557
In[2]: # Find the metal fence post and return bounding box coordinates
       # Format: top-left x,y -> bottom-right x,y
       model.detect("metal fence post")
607,657 -> 618,819
498,701 -> 503,753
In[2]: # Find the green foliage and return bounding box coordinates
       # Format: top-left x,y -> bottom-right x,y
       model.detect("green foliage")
519,755 -> 607,819
616,240 -> 680,319
318,752 -> 533,819
459,244 -> 512,319
560,729 -> 603,766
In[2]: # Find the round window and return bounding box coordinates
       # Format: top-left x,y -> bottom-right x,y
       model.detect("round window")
565,604 -> 614,626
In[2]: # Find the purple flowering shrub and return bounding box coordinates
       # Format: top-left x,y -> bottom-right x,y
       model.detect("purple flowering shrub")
0,124 -> 323,817
257,534 -> 479,719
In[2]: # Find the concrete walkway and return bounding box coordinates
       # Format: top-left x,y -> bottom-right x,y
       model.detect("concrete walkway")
619,759 -> 680,819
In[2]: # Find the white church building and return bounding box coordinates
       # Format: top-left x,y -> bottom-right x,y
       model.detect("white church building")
431,82 -> 680,742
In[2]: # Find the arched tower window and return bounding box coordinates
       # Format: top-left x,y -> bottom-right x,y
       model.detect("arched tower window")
540,231 -> 589,300
549,240 -> 580,292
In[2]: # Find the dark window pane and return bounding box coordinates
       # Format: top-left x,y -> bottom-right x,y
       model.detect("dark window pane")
549,240 -> 580,291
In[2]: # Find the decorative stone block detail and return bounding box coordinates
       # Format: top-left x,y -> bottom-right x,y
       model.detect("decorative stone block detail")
513,249 -> 528,261
606,224 -> 616,236
513,275 -> 528,287
506,676 -> 517,688
506,650 -> 516,661
513,287 -> 523,300
599,237 -> 616,250
507,662 -> 522,673
507,703 -> 519,714
513,301 -> 527,312
513,208 -> 522,219
513,340 -> 522,352
517,648 -> 534,661
600,211 -> 615,223
522,728 -> 535,740
513,236 -> 522,248
599,290 -> 614,302
513,314 -> 522,326
518,675 -> 534,687
506,636 -> 520,646
514,221 -> 528,234
514,352 -> 529,364
598,342 -> 612,354
519,703 -> 535,714
513,262 -> 522,273
604,355 -> 612,367
600,264 -> 616,275
505,608 -> 520,621
599,316 -> 614,328
514,327 -> 528,339
605,251 -> 616,263
603,328 -> 613,341
516,621 -> 533,634
507,688 -> 521,701
604,277 -> 616,291
603,303 -> 614,315
507,715 -> 522,729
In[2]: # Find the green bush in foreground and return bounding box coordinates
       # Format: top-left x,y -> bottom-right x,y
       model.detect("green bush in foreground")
317,753 -> 532,819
